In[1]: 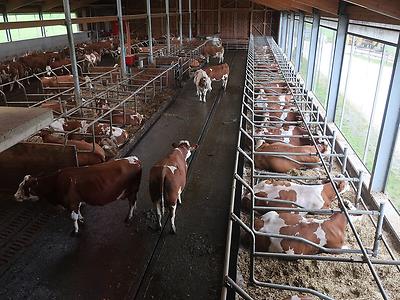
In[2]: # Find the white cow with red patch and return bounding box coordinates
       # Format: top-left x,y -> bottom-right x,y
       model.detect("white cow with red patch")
254,200 -> 362,254
242,178 -> 349,214
193,63 -> 229,102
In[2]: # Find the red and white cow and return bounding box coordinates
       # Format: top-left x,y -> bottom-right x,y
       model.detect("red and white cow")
201,42 -> 224,63
242,179 -> 349,214
254,126 -> 313,149
255,142 -> 329,173
194,63 -> 229,102
253,200 -> 362,254
149,140 -> 198,233
14,156 -> 142,235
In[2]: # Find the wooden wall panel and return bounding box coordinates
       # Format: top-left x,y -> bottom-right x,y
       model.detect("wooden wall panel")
124,0 -> 279,43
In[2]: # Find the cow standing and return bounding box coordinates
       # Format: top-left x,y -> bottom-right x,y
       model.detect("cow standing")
194,63 -> 229,102
149,140 -> 198,233
14,157 -> 142,235
201,42 -> 224,63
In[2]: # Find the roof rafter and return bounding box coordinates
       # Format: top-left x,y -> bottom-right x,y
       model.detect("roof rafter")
344,0 -> 400,20
293,0 -> 338,15
6,0 -> 39,12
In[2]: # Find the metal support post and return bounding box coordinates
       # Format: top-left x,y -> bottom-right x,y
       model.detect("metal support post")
295,12 -> 304,72
305,9 -> 320,91
281,12 -> 288,51
146,0 -> 154,64
326,3 -> 348,122
62,0 -> 81,105
287,12 -> 295,60
189,0 -> 192,40
179,0 -> 183,45
278,12 -> 283,45
116,0 -> 127,76
370,35 -> 400,191
165,0 -> 171,54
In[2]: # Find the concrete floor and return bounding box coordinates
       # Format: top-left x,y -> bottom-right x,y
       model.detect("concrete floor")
0,50 -> 246,300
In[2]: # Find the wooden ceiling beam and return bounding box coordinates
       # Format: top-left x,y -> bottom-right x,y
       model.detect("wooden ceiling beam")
346,4 -> 400,25
6,0 -> 39,12
293,0 -> 338,15
70,0 -> 98,11
344,0 -> 400,20
41,0 -> 62,11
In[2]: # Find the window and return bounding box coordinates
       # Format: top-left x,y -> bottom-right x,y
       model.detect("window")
43,12 -> 80,37
7,13 -> 42,41
299,22 -> 312,80
387,128 -> 400,210
291,19 -> 299,64
0,15 -> 7,43
335,35 -> 395,171
312,26 -> 336,107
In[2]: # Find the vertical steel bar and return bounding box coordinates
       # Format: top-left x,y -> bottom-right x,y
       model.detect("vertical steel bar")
373,203 -> 386,257
179,0 -> 183,45
116,0 -> 127,76
287,12 -> 295,61
295,12 -> 304,72
146,0 -> 154,64
305,9 -> 320,91
188,0 -> 192,40
62,0 -> 81,105
166,0 -> 171,54
326,4 -> 348,122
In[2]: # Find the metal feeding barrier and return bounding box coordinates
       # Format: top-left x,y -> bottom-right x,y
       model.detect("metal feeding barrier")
1,38 -> 208,159
221,35 -> 400,300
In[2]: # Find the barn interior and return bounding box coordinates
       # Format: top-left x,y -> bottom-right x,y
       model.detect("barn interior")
0,0 -> 400,299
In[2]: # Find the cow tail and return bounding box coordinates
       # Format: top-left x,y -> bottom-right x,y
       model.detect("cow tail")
161,166 -> 167,216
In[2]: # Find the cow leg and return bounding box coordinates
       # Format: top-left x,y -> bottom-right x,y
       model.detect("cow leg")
222,75 -> 229,90
70,210 -> 80,236
125,200 -> 137,224
78,202 -> 84,225
154,201 -> 163,231
169,204 -> 177,234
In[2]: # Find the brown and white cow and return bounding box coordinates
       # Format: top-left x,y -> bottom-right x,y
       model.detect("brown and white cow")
201,42 -> 224,63
254,126 -> 313,149
39,130 -> 106,166
255,142 -> 329,173
194,63 -> 229,102
14,156 -> 142,235
242,179 -> 348,214
149,140 -> 198,233
253,200 -> 362,254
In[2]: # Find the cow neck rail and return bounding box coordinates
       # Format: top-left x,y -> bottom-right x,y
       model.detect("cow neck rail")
221,35 -> 400,300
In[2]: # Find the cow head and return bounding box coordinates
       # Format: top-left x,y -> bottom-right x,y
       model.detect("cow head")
14,175 -> 40,202
335,174 -> 350,194
172,140 -> 198,160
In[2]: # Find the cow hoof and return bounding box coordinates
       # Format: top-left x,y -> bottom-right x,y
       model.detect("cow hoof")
70,230 -> 80,237
124,218 -> 133,226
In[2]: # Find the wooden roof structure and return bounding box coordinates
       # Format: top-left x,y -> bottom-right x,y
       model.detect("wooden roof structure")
251,0 -> 400,24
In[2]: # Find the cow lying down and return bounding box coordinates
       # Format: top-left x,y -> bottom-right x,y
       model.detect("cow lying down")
241,178 -> 349,214
255,142 -> 330,173
252,200 -> 362,255
14,156 -> 142,236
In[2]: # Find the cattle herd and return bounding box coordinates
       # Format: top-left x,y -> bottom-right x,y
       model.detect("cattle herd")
0,37 -> 119,92
12,37 -> 227,236
235,40 -> 370,299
